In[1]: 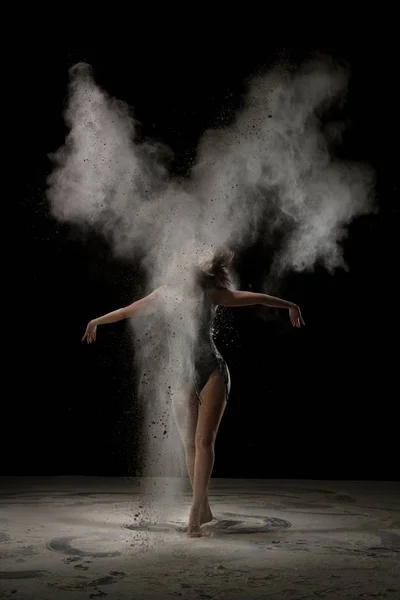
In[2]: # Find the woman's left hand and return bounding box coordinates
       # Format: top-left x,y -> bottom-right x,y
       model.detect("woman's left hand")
82,320 -> 97,343
289,305 -> 305,328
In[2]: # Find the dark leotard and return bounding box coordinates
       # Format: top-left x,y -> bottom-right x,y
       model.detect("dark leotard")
193,286 -> 231,403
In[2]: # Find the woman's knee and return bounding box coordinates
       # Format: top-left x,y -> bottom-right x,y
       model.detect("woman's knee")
195,432 -> 216,451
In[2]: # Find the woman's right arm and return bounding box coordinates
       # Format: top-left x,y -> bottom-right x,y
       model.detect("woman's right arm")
94,289 -> 160,325
82,288 -> 160,343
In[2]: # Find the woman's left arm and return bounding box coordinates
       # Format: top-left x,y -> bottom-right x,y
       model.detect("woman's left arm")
212,289 -> 305,327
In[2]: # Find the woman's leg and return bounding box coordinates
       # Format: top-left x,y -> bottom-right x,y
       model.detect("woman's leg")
172,392 -> 212,524
187,367 -> 227,537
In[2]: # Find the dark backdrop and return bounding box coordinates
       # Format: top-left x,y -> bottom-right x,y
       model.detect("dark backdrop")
8,33 -> 398,480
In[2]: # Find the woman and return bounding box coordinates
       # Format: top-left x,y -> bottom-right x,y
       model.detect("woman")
82,250 -> 305,537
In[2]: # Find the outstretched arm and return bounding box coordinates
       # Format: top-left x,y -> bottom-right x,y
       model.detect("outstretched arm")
212,288 -> 305,327
82,288 -> 160,343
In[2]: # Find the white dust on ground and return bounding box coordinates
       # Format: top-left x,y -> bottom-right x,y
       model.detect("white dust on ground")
0,478 -> 399,599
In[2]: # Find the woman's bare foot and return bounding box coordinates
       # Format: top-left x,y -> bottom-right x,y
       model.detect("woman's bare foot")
186,506 -> 206,538
186,523 -> 203,537
186,508 -> 201,537
200,505 -> 213,525
183,504 -> 213,532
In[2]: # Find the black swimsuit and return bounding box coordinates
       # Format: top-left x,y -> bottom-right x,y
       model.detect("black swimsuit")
192,286 -> 231,403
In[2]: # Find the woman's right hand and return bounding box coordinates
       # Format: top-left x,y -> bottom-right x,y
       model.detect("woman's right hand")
289,305 -> 305,328
82,320 -> 97,343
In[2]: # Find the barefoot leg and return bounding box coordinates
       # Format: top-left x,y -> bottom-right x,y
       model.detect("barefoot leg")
187,367 -> 227,537
172,392 -> 213,526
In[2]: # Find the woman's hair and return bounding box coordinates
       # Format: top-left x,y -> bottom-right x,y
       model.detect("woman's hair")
197,248 -> 234,290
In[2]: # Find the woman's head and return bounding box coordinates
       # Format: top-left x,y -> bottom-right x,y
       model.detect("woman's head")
197,248 -> 234,290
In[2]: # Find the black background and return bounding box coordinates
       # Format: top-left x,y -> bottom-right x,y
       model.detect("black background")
9,31 -> 398,480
